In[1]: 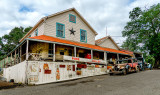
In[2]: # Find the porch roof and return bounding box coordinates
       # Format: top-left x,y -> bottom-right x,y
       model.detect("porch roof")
29,35 -> 131,55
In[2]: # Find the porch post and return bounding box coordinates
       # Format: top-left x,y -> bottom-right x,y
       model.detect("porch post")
4,58 -> 5,68
15,50 -> 16,64
26,40 -> 29,60
91,49 -> 93,60
20,46 -> 22,62
74,46 -> 76,63
53,43 -> 55,61
18,48 -> 19,63
7,56 -> 8,65
0,60 -> 2,68
104,52 -> 107,64
106,52 -> 108,64
11,53 -> 12,66
74,46 -> 76,57
117,54 -> 119,63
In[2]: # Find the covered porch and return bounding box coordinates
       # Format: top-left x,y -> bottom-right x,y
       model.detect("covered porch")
0,35 -> 131,68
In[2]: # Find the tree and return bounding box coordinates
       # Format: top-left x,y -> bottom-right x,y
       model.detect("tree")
122,3 -> 160,68
0,26 -> 32,60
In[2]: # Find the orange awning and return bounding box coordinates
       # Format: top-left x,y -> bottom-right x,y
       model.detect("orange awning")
29,35 -> 130,55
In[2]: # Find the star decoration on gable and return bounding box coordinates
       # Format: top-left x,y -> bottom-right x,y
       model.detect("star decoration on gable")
69,28 -> 76,35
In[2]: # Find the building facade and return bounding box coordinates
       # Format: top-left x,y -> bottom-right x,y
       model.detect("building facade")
1,8 -> 132,85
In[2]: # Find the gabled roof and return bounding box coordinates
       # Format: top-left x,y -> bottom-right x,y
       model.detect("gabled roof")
28,35 -> 131,55
95,36 -> 120,50
19,8 -> 98,42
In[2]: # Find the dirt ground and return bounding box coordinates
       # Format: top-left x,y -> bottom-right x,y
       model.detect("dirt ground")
0,70 -> 160,95
0,81 -> 16,90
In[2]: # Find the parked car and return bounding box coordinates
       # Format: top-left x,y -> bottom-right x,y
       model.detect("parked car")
109,58 -> 140,75
137,57 -> 145,71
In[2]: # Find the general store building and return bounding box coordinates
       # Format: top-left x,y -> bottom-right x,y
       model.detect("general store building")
1,8 -> 132,84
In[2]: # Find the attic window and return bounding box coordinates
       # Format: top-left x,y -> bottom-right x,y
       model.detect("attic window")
34,29 -> 38,36
69,14 -> 76,23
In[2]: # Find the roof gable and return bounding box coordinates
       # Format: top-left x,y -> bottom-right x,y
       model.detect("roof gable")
19,8 -> 98,42
95,36 -> 120,50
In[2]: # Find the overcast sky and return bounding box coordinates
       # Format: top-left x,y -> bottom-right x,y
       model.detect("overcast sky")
0,0 -> 159,46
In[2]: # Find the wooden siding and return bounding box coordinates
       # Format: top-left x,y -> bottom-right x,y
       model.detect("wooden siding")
98,39 -> 119,50
43,11 -> 96,45
30,23 -> 44,37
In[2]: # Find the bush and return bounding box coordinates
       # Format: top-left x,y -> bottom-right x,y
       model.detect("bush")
145,55 -> 155,67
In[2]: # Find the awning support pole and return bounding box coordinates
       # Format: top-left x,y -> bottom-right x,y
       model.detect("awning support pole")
26,40 -> 29,60
53,43 -> 55,61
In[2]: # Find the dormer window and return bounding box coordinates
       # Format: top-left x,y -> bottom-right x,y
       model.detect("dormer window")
56,22 -> 65,38
69,14 -> 76,23
34,29 -> 38,36
80,29 -> 87,43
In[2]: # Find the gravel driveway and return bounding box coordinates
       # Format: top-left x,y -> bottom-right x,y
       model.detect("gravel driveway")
0,70 -> 160,95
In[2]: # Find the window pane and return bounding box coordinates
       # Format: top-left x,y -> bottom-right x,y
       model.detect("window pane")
58,24 -> 60,30
81,30 -> 86,41
70,15 -> 76,22
49,43 -> 53,49
57,23 -> 64,37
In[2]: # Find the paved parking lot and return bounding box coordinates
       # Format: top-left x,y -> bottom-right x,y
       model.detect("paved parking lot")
0,70 -> 160,95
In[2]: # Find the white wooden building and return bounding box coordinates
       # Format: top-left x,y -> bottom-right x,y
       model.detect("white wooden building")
1,8 -> 132,85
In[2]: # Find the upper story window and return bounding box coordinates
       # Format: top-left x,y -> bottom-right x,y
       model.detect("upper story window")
69,14 -> 76,23
80,29 -> 87,43
56,22 -> 65,38
34,29 -> 38,36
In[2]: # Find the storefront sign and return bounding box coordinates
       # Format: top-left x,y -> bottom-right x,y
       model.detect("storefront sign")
72,57 -> 79,61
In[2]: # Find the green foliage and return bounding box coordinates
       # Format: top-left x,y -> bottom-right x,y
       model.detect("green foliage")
0,26 -> 32,60
121,3 -> 160,67
145,55 -> 155,66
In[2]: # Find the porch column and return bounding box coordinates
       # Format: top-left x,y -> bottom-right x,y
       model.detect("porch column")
104,52 -> 107,64
117,54 -> 119,63
106,52 -> 108,64
26,40 -> 29,60
7,56 -> 8,65
20,46 -> 22,62
11,53 -> 12,66
1,59 -> 3,68
91,49 -> 93,60
74,46 -> 76,63
4,58 -> 5,68
53,43 -> 55,61
0,59 -> 2,68
18,48 -> 19,63
15,50 -> 16,64
74,46 -> 76,57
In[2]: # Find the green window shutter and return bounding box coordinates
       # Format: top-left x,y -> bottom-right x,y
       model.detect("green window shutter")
56,22 -> 65,38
